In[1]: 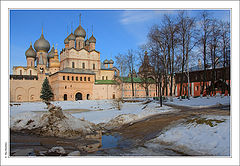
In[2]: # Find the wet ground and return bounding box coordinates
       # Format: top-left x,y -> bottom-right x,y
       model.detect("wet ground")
10,104 -> 230,156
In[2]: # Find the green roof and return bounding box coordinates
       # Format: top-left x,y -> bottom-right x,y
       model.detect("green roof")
120,77 -> 155,83
95,80 -> 117,84
120,77 -> 142,83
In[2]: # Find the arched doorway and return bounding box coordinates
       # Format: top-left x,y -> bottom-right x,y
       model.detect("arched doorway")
64,94 -> 67,101
87,94 -> 90,100
75,92 -> 82,100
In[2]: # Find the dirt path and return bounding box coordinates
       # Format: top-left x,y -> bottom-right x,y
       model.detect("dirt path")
113,104 -> 230,144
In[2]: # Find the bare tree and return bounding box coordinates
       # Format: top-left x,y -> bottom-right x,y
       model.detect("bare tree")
126,49 -> 137,98
147,25 -> 167,106
208,19 -> 220,96
177,11 -> 196,99
115,53 -> 128,99
197,11 -> 212,96
163,14 -> 179,97
219,20 -> 230,95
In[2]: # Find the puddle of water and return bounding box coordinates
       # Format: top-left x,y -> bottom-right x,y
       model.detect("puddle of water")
101,134 -> 121,149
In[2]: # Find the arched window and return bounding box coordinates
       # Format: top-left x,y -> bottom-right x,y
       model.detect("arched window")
64,94 -> 67,101
102,76 -> 104,80
88,77 -> 90,81
93,64 -> 95,70
63,76 -> 65,80
72,62 -> 75,68
30,70 -> 32,76
72,76 -> 74,81
82,63 -> 85,69
87,94 -> 90,100
106,76 -> 108,80
84,77 -> 86,81
20,70 -> 22,75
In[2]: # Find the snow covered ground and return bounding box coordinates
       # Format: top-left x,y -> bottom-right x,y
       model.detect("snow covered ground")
10,100 -> 177,125
142,115 -> 230,156
164,96 -> 230,107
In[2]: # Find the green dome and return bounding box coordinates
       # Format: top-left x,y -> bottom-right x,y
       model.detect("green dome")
103,59 -> 109,64
48,45 -> 55,59
34,33 -> 50,52
68,33 -> 76,41
109,59 -> 114,64
74,25 -> 86,38
89,34 -> 96,43
25,43 -> 36,58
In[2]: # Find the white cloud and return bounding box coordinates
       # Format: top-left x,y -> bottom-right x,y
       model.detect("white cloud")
120,10 -> 174,25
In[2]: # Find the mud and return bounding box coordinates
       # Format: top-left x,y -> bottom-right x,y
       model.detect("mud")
113,104 -> 230,144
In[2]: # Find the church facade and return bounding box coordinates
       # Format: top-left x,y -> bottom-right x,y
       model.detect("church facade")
10,17 -> 125,102
10,16 -> 158,102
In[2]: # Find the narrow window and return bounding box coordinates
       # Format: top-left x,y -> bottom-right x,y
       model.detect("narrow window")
93,64 -> 95,70
64,94 -> 67,101
72,62 -> 75,68
63,76 -> 65,80
84,77 -> 86,81
88,77 -> 90,81
102,76 -> 104,80
76,77 -> 78,81
106,76 -> 108,80
80,77 -> 82,81
20,70 -> 22,75
65,86 -> 67,89
72,76 -> 74,81
67,76 -> 69,80
82,63 -> 85,69
30,70 -> 32,76
31,61 -> 33,67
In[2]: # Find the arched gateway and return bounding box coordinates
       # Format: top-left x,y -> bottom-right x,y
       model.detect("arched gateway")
75,92 -> 82,100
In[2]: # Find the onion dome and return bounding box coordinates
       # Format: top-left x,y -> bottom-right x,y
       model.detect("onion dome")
109,59 -> 114,64
25,43 -> 36,58
48,45 -> 55,59
103,59 -> 109,64
64,36 -> 69,44
74,25 -> 86,38
85,39 -> 90,46
89,34 -> 96,43
68,33 -> 76,41
34,32 -> 50,52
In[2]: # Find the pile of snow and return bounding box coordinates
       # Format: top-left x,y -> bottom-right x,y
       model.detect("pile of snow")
164,96 -> 230,107
146,115 -> 230,156
10,104 -> 99,139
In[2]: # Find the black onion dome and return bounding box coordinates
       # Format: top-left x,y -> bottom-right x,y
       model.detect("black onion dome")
25,43 -> 36,58
34,33 -> 50,52
109,59 -> 114,64
74,25 -> 86,38
48,45 -> 55,59
89,35 -> 96,43
64,36 -> 69,44
103,59 -> 109,64
68,33 -> 76,41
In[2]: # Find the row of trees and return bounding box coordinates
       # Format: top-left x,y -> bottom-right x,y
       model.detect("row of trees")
115,11 -> 230,105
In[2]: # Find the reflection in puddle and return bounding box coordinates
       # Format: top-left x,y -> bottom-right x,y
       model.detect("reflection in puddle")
101,134 -> 121,149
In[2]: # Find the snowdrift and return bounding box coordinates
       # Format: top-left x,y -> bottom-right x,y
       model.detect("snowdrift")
10,103 -> 100,139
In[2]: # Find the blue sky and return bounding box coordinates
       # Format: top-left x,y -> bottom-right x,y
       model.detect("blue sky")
10,10 -> 230,73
